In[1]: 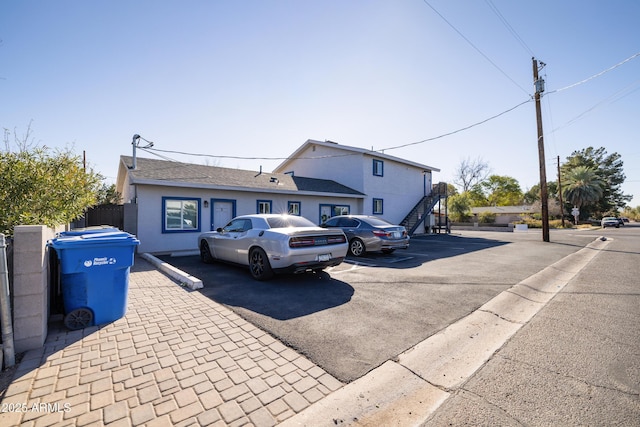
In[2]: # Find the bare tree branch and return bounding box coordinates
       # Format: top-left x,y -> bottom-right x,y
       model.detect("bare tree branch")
453,156 -> 491,192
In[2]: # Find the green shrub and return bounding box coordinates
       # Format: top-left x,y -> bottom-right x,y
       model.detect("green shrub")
478,211 -> 496,223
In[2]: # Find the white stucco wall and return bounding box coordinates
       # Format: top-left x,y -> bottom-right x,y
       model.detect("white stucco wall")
361,154 -> 431,223
134,185 -> 362,254
277,142 -> 433,224
280,143 -> 366,192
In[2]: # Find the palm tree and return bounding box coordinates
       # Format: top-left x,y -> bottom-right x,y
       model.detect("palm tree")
562,166 -> 604,216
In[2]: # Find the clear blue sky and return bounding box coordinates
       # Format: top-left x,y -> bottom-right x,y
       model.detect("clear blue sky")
2,1 -> 639,207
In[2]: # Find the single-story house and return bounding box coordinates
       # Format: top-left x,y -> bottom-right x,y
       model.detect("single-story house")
115,139 -> 440,254
470,205 -> 539,224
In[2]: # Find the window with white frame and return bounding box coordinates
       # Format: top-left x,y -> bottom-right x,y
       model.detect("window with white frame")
334,205 -> 350,216
373,198 -> 383,215
288,201 -> 301,215
373,159 -> 384,176
163,197 -> 200,232
257,200 -> 272,214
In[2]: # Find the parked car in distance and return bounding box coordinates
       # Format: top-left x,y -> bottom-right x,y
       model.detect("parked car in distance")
320,215 -> 409,257
198,214 -> 348,280
601,217 -> 620,228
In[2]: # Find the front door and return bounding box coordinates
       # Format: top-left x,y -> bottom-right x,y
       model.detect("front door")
212,200 -> 235,231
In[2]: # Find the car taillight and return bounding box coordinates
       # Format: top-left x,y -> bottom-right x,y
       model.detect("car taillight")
289,234 -> 346,247
289,237 -> 316,248
327,235 -> 346,244
373,230 -> 391,237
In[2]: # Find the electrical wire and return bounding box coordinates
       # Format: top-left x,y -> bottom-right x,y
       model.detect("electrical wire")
131,55 -> 639,165
484,0 -> 535,57
137,98 -> 533,162
379,98 -> 532,151
422,0 -> 530,96
137,146 -> 182,163
547,52 -> 640,95
142,147 -> 361,162
550,78 -> 640,134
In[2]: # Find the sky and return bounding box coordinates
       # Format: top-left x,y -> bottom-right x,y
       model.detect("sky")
2,1 -> 639,207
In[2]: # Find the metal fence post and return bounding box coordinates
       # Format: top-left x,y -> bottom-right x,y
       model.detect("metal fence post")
0,234 -> 16,368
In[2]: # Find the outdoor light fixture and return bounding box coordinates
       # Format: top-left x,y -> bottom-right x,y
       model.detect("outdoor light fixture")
203,200 -> 209,208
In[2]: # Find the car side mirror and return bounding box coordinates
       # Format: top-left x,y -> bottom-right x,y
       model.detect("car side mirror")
216,227 -> 223,233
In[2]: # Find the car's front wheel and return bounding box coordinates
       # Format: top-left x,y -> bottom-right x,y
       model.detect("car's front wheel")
249,247 -> 274,280
200,241 -> 214,264
349,238 -> 365,257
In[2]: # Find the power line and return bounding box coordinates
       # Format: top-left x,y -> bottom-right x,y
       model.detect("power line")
379,98 -> 532,151
550,78 -> 640,134
134,98 -> 533,163
547,52 -> 640,95
141,147 -> 360,162
422,0 -> 530,95
132,54 -> 639,165
138,146 -> 182,163
484,0 -> 535,57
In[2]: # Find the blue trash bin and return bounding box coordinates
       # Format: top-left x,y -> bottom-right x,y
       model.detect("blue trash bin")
49,231 -> 140,330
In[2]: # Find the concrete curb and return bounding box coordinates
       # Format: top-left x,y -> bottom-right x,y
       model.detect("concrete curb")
280,237 -> 610,426
139,253 -> 204,290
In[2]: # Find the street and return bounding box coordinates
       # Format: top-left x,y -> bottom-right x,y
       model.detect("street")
424,224 -> 640,425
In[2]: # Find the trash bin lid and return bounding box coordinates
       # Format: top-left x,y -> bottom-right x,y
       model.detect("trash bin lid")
58,226 -> 120,237
49,231 -> 140,249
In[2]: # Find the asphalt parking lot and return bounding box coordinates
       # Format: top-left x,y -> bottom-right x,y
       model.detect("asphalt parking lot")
158,229 -> 598,383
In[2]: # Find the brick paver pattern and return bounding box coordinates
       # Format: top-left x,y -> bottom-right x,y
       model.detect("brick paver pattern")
0,257 -> 342,426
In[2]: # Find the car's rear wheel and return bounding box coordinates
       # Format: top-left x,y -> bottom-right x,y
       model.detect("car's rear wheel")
200,241 -> 214,264
349,238 -> 365,257
249,247 -> 274,280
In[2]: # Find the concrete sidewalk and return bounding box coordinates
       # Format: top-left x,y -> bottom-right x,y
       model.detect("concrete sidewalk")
0,256 -> 342,426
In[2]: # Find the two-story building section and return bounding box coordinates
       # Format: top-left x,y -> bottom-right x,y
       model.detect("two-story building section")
273,139 -> 440,225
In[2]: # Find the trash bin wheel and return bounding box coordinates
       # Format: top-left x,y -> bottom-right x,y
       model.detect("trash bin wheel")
64,308 -> 93,330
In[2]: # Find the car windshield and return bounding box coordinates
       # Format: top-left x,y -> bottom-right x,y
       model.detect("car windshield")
266,216 -> 316,228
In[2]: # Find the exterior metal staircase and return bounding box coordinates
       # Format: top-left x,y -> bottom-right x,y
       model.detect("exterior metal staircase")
400,182 -> 448,236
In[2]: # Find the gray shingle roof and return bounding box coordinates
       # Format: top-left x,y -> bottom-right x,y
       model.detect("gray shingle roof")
121,156 -> 364,196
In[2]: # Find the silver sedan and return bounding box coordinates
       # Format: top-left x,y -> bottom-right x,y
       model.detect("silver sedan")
320,215 -> 409,257
198,214 -> 348,280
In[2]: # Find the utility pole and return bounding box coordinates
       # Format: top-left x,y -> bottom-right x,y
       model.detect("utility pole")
533,58 -> 550,242
557,155 -> 565,227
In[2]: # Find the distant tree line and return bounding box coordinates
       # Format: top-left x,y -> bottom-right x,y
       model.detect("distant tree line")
447,147 -> 635,223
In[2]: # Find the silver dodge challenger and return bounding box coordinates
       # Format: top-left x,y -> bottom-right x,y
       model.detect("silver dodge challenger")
198,214 -> 348,280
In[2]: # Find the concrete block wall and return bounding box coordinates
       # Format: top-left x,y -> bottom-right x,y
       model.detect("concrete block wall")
12,225 -> 56,353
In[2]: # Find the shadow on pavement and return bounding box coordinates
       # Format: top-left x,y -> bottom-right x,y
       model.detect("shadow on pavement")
200,271 -> 354,321
348,233 -> 511,267
156,255 -> 354,320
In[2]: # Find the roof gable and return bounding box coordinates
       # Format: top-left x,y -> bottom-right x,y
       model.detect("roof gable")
274,139 -> 440,173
